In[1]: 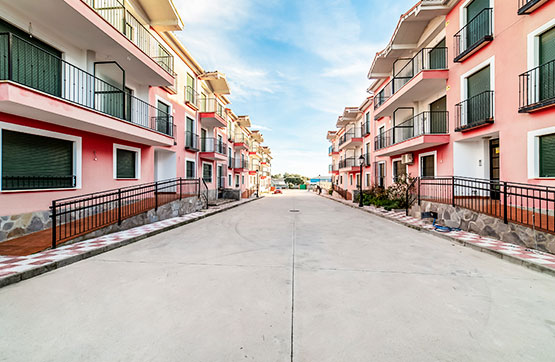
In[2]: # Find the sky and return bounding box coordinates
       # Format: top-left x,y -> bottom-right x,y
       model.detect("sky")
174,0 -> 416,177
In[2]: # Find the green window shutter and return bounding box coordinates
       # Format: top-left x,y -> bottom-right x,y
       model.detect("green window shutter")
466,0 -> 490,48
2,130 -> 74,190
116,149 -> 136,179
186,161 -> 195,179
468,65 -> 490,97
467,65 -> 491,125
539,27 -> 555,101
429,38 -> 446,69
421,155 -> 435,178
467,0 -> 488,21
540,134 -> 555,177
156,100 -> 170,134
203,164 -> 212,182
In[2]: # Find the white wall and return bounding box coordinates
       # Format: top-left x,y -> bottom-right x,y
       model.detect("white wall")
453,140 -> 489,179
154,149 -> 177,181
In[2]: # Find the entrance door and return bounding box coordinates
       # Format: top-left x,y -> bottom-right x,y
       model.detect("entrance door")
217,165 -> 223,188
429,96 -> 447,134
489,139 -> 500,200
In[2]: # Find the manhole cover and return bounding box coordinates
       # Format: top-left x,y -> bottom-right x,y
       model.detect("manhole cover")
289,209 -> 300,212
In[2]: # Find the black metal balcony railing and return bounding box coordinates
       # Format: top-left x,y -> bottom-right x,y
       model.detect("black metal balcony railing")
339,157 -> 359,169
455,91 -> 494,131
200,138 -> 227,155
519,59 -> 555,112
518,0 -> 548,14
233,159 -> 249,169
2,175 -> 77,191
185,132 -> 200,151
363,121 -> 371,136
338,126 -> 364,146
51,178 -> 200,247
454,8 -> 493,62
82,0 -> 175,76
375,111 -> 449,149
362,153 -> 371,167
374,47 -> 448,110
0,33 -> 174,137
185,86 -> 199,107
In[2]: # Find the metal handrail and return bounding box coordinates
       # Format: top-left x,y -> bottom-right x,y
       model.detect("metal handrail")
200,137 -> 227,155
453,8 -> 493,60
519,59 -> 555,111
455,90 -> 494,131
375,111 -> 449,149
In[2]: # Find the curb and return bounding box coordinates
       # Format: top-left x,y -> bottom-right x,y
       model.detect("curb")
0,197 -> 263,289
319,193 -> 555,278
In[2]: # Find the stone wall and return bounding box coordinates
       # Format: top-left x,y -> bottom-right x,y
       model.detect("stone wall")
0,210 -> 51,242
222,189 -> 241,200
410,201 -> 555,255
0,196 -> 204,245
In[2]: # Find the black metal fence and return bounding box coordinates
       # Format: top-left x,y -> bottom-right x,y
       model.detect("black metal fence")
0,33 -> 174,137
519,59 -> 555,112
455,91 -> 494,131
200,138 -> 227,155
51,178 -> 201,248
407,176 -> 555,234
454,8 -> 493,62
339,157 -> 357,169
82,0 -> 175,75
338,126 -> 363,146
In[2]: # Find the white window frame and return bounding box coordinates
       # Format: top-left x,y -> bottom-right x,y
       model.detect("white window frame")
113,143 -> 141,180
419,150 -> 437,178
185,158 -> 196,179
202,162 -> 213,183
459,0 -> 494,37
0,122 -> 82,192
527,19 -> 555,70
235,174 -> 240,187
460,56 -> 495,126
391,157 -> 407,183
527,126 -> 555,179
365,172 -> 371,187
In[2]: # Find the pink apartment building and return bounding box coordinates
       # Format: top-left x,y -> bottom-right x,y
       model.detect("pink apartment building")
0,0 -> 271,243
330,0 -> 554,191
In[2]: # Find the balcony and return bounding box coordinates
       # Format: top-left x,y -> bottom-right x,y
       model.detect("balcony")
233,133 -> 251,150
519,60 -> 555,113
185,132 -> 200,151
338,126 -> 363,150
81,0 -> 175,77
455,91 -> 495,131
373,111 -> 450,156
453,8 -> 493,62
0,33 -> 174,146
231,158 -> 249,171
199,98 -> 227,128
328,145 -> 339,155
518,0 -> 550,14
373,47 -> 448,118
338,157 -> 360,171
199,138 -> 227,161
362,154 -> 372,167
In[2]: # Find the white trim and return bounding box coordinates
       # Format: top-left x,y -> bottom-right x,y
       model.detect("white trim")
527,127 -> 555,179
527,19 -> 555,70
391,157 -> 407,182
460,56 -> 495,125
459,0 -> 494,54
113,143 -> 141,180
0,122 -> 82,192
419,150 -> 437,178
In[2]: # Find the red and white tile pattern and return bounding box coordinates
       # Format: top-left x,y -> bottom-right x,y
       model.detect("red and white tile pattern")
325,194 -> 555,272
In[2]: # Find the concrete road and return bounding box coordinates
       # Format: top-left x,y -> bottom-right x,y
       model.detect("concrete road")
1,190 -> 555,362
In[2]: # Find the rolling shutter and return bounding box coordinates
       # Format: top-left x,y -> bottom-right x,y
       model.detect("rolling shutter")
539,134 -> 555,177
429,38 -> 446,70
2,130 -> 73,190
540,27 -> 555,101
466,0 -> 490,48
467,65 -> 491,125
116,149 -> 136,179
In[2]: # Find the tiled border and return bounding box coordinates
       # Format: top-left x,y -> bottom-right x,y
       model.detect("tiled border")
0,197 -> 262,288
321,193 -> 555,277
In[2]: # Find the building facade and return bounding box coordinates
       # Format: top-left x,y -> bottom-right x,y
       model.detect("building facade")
328,0 -> 554,193
0,0 -> 272,241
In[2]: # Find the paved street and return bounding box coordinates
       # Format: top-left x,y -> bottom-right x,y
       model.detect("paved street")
1,190 -> 555,362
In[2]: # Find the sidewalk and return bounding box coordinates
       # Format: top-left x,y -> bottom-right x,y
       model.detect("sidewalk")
0,197 -> 261,288
321,193 -> 555,277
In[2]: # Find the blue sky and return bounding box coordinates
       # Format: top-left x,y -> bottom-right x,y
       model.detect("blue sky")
174,0 -> 416,177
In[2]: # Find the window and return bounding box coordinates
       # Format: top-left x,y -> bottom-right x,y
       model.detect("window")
539,134 -> 555,177
356,174 -> 360,187
228,174 -> 232,186
1,129 -> 75,190
463,64 -> 492,127
420,154 -> 436,178
366,173 -> 371,187
539,27 -> 555,102
235,174 -> 240,187
377,162 -> 386,188
186,160 -> 195,179
156,100 -> 171,134
203,163 -> 213,183
340,175 -> 343,184
349,174 -> 353,186
114,145 -> 140,179
242,175 -> 245,185
392,160 -> 406,182
186,74 -> 195,103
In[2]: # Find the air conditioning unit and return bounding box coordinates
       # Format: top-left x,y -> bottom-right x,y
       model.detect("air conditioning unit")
401,153 -> 414,165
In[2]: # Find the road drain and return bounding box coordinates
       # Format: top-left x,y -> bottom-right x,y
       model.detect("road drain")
289,209 -> 300,213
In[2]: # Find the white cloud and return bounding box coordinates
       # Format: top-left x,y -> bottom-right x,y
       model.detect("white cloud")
251,124 -> 272,131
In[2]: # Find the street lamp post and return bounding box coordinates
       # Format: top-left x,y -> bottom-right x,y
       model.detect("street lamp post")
256,170 -> 260,198
358,155 -> 365,207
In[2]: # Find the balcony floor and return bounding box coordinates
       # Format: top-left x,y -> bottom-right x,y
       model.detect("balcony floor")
374,134 -> 450,157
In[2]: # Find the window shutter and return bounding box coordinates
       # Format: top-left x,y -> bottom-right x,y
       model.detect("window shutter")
539,27 -> 555,102
116,149 -> 136,179
468,66 -> 490,98
2,130 -> 73,190
540,134 -> 555,177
